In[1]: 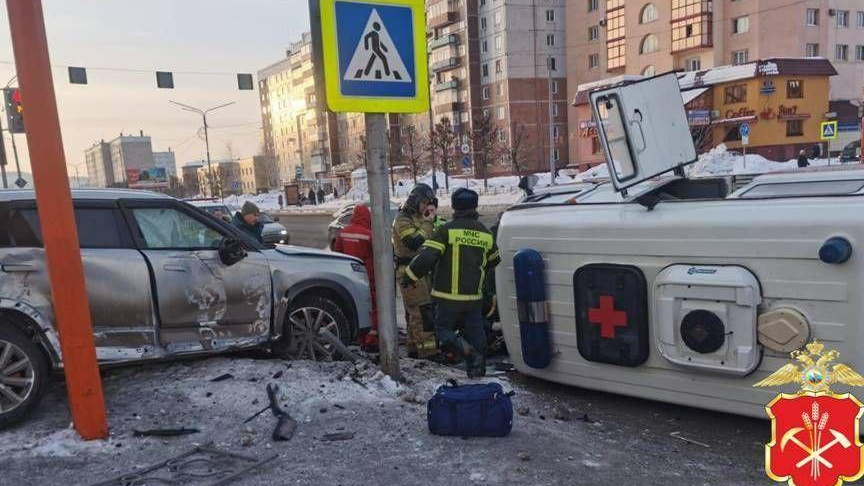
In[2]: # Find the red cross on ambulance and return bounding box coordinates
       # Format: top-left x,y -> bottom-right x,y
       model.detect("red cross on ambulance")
588,295 -> 628,339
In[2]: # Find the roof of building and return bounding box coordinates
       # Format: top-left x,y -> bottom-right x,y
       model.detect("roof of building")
0,188 -> 171,202
573,58 -> 838,106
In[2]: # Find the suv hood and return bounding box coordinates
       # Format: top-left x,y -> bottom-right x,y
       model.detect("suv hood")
274,245 -> 362,264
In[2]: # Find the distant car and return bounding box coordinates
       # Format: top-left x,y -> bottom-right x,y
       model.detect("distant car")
328,201 -> 399,249
186,198 -> 289,245
840,140 -> 861,164
0,189 -> 371,428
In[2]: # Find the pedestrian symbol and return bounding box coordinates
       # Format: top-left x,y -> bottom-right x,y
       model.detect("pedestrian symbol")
315,0 -> 429,113
820,121 -> 838,140
344,10 -> 411,83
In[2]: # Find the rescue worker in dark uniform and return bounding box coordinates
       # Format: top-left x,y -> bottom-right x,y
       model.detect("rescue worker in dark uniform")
393,184 -> 438,359
404,188 -> 501,377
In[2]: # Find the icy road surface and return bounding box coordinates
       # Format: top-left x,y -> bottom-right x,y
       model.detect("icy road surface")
1,356 -> 775,485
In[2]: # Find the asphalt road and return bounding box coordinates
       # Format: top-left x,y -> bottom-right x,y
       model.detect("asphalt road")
274,210 -> 504,250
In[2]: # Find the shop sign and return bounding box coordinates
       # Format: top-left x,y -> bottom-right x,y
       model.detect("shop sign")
777,104 -> 810,121
725,107 -> 757,119
757,61 -> 780,76
760,80 -> 776,95
687,110 -> 711,126
579,119 -> 598,138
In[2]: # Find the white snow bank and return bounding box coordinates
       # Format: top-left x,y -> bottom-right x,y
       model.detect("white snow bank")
687,143 -> 831,177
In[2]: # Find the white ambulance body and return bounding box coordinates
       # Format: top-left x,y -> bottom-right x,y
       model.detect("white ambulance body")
496,74 -> 864,418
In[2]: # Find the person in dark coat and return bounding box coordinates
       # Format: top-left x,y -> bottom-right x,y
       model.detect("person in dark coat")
308,188 -> 317,205
797,149 -> 810,168
317,188 -> 326,204
232,201 -> 264,243
278,194 -> 284,209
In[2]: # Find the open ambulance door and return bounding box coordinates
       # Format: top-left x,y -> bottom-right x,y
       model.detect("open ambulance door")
589,73 -> 697,194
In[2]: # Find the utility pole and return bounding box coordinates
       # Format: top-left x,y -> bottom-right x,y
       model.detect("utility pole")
0,118 -> 8,188
6,0 -> 107,439
170,100 -> 234,198
547,55 -> 556,185
366,113 -> 401,381
426,50 -> 438,192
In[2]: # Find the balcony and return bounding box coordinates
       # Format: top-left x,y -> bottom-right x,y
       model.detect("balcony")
429,33 -> 459,50
435,78 -> 460,92
431,57 -> 460,73
429,11 -> 458,29
434,102 -> 463,115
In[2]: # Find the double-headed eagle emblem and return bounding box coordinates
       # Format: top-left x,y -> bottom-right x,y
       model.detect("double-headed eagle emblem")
755,341 -> 864,393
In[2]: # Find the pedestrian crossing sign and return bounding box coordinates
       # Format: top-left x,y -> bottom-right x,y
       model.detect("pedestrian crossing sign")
319,0 -> 428,113
820,121 -> 838,140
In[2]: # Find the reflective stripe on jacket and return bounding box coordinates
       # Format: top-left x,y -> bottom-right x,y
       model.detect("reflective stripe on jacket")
406,210 -> 501,310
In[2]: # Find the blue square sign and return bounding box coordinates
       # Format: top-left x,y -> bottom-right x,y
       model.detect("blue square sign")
319,0 -> 429,113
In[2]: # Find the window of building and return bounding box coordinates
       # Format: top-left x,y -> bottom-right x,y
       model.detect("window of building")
553,149 -> 560,162
548,57 -> 557,71
482,87 -> 490,99
551,80 -> 559,94
588,0 -> 598,11
591,136 -> 602,154
685,57 -> 701,71
858,11 -> 864,28
642,65 -> 656,76
837,10 -> 850,28
481,17 -> 487,29
546,34 -> 555,46
553,126 -> 560,138
497,106 -> 505,120
732,49 -> 749,65
857,45 -> 864,61
787,80 -> 804,98
589,26 -> 599,41
546,9 -> 555,22
495,59 -> 502,73
732,16 -> 750,34
836,44 -> 849,61
496,83 -> 504,96
483,108 -> 490,119
481,40 -> 488,53
552,104 -> 559,117
482,63 -> 489,77
640,34 -> 658,54
640,3 -> 658,23
461,112 -> 469,123
498,130 -> 507,142
724,84 -> 747,104
786,120 -> 804,137
495,35 -> 502,50
589,53 -> 600,68
494,11 -> 502,26
806,43 -> 820,57
606,2 -> 626,69
806,8 -> 819,26
723,126 -> 742,142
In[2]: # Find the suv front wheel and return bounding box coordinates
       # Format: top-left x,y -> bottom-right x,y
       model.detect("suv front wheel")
273,296 -> 351,361
0,325 -> 49,429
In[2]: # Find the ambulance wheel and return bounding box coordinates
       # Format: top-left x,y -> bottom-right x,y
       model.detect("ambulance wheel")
0,325 -> 49,430
274,296 -> 351,361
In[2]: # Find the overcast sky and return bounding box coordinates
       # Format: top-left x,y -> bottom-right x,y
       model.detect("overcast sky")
0,0 -> 310,180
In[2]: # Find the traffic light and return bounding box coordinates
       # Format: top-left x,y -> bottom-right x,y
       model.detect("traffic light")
4,88 -> 24,133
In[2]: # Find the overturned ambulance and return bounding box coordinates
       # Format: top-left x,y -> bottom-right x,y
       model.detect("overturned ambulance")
496,73 -> 864,418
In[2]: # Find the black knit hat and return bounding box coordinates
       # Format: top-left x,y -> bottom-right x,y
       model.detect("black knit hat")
451,188 -> 478,211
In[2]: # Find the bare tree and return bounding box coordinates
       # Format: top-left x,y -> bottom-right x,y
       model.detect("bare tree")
355,134 -> 368,171
224,141 -> 236,161
508,123 -> 531,176
470,113 -> 505,191
429,116 -> 457,191
400,125 -> 425,184
258,156 -> 281,191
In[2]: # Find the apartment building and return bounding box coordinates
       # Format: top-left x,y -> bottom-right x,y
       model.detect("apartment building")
566,0 -> 864,164
84,140 -> 113,187
237,155 -> 278,194
181,162 -> 203,196
152,149 -> 177,179
258,33 -> 339,184
197,160 -> 241,197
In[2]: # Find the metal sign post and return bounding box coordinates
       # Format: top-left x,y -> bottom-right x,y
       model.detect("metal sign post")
312,0 -> 428,381
6,0 -> 107,439
739,123 -> 751,170
820,121 -> 838,166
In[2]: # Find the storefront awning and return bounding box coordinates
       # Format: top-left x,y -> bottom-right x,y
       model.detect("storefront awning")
712,115 -> 757,125
681,87 -> 709,105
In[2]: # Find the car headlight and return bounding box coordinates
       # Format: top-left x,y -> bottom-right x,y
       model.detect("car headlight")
280,229 -> 288,235
351,262 -> 369,283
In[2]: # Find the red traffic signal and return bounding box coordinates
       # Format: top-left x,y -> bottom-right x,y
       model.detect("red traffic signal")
4,88 -> 24,133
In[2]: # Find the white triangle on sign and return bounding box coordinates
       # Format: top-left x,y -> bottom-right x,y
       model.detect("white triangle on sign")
343,9 -> 412,83
823,124 -> 835,137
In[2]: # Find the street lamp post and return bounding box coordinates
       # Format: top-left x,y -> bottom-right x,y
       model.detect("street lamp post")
170,100 -> 235,197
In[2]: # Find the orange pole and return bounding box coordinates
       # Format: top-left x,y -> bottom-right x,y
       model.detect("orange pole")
5,0 -> 107,439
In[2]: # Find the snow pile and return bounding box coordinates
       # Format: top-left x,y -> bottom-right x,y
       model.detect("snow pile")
8,427 -> 111,458
686,143 -> 832,176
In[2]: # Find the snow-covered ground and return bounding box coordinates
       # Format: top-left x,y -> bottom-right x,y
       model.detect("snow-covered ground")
1,354 -> 769,486
220,144 -> 852,215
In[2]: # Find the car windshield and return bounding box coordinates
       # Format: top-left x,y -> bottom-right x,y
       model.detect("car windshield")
259,213 -> 274,224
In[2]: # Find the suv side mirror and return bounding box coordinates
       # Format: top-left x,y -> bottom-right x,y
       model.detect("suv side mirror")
218,237 -> 247,266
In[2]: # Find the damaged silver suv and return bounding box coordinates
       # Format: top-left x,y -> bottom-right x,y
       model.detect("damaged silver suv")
0,189 -> 372,428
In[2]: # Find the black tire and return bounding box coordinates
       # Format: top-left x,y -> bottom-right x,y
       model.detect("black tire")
0,325 -> 49,430
272,295 -> 351,361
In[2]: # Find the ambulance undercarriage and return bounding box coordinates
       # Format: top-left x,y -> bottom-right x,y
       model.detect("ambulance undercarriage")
496,74 -> 864,418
